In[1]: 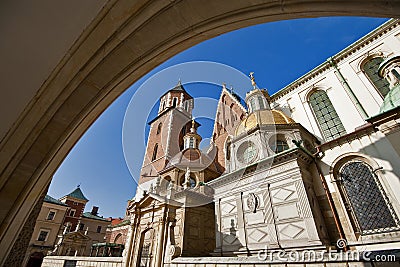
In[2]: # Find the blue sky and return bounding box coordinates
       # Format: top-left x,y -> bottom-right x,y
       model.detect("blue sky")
49,17 -> 389,218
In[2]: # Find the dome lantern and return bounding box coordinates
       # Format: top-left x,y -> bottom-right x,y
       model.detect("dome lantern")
245,72 -> 271,113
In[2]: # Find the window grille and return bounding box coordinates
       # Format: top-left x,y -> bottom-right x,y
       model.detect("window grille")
189,138 -> 194,148
139,243 -> 151,267
309,90 -> 346,141
271,140 -> 289,153
243,143 -> 257,164
47,211 -> 56,220
339,161 -> 399,234
258,96 -> 265,109
38,230 -> 49,241
362,57 -> 390,98
249,97 -> 256,112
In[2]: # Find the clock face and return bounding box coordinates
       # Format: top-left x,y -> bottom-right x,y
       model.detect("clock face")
237,141 -> 258,164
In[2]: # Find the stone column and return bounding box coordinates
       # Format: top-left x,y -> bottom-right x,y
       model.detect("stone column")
154,206 -> 167,267
124,210 -> 140,267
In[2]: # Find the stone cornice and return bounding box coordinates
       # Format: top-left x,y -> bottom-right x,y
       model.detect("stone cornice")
271,19 -> 399,101
208,148 -> 312,189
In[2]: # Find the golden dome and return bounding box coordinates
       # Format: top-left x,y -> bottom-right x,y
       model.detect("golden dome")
235,109 -> 296,136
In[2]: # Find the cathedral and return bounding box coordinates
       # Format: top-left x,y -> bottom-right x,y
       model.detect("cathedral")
42,19 -> 400,267
121,18 -> 400,266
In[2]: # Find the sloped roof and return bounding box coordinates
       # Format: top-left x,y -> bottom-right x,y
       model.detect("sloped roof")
65,187 -> 89,201
44,195 -> 68,206
82,212 -> 109,222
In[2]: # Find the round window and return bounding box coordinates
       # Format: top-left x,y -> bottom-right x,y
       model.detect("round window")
237,141 -> 258,164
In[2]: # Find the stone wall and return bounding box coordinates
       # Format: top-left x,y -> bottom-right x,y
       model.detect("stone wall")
168,256 -> 398,267
4,188 -> 47,267
42,256 -> 123,267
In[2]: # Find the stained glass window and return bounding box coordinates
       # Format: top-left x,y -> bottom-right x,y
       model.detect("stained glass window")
339,161 -> 399,234
309,90 -> 346,141
362,57 -> 390,98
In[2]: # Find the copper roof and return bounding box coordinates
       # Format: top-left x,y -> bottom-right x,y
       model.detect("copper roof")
235,109 -> 295,136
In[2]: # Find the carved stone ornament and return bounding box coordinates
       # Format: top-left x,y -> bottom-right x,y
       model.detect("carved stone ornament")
168,244 -> 180,259
247,193 -> 259,213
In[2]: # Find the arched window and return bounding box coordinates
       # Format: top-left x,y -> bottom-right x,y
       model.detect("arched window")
163,176 -> 171,190
226,141 -> 231,161
151,144 -> 158,161
172,97 -> 178,108
258,96 -> 265,109
309,90 -> 346,141
271,140 -> 289,153
249,97 -> 256,112
189,137 -> 195,148
114,233 -> 123,244
362,57 -> 390,98
156,123 -> 162,135
337,161 -> 399,234
180,175 -> 197,188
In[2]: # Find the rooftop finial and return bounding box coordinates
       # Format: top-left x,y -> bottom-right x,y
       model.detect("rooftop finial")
222,82 -> 227,90
249,72 -> 257,89
178,78 -> 182,85
191,119 -> 195,130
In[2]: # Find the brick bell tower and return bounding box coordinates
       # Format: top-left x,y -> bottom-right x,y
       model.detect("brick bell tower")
138,81 -> 194,194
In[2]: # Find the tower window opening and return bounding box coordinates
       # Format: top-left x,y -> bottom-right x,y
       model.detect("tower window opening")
391,69 -> 400,81
152,144 -> 158,161
189,138 -> 194,148
156,123 -> 162,135
180,175 -> 197,188
172,97 -> 178,108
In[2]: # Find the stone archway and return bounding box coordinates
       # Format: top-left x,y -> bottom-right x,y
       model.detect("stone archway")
1,1 -> 400,265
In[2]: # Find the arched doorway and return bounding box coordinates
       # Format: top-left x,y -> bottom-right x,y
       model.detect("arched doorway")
1,1 -> 399,265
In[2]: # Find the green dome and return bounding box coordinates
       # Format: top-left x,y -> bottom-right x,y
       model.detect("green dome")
379,84 -> 400,113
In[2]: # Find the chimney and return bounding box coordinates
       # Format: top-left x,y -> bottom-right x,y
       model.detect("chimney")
91,206 -> 99,216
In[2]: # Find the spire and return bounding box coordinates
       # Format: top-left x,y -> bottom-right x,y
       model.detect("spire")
172,79 -> 185,91
64,186 -> 89,202
249,72 -> 257,89
245,72 -> 271,113
191,119 -> 195,133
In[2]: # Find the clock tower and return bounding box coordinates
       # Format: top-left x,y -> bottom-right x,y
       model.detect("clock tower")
137,81 -> 194,193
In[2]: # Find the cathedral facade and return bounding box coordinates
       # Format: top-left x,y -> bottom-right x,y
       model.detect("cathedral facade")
120,19 -> 400,267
